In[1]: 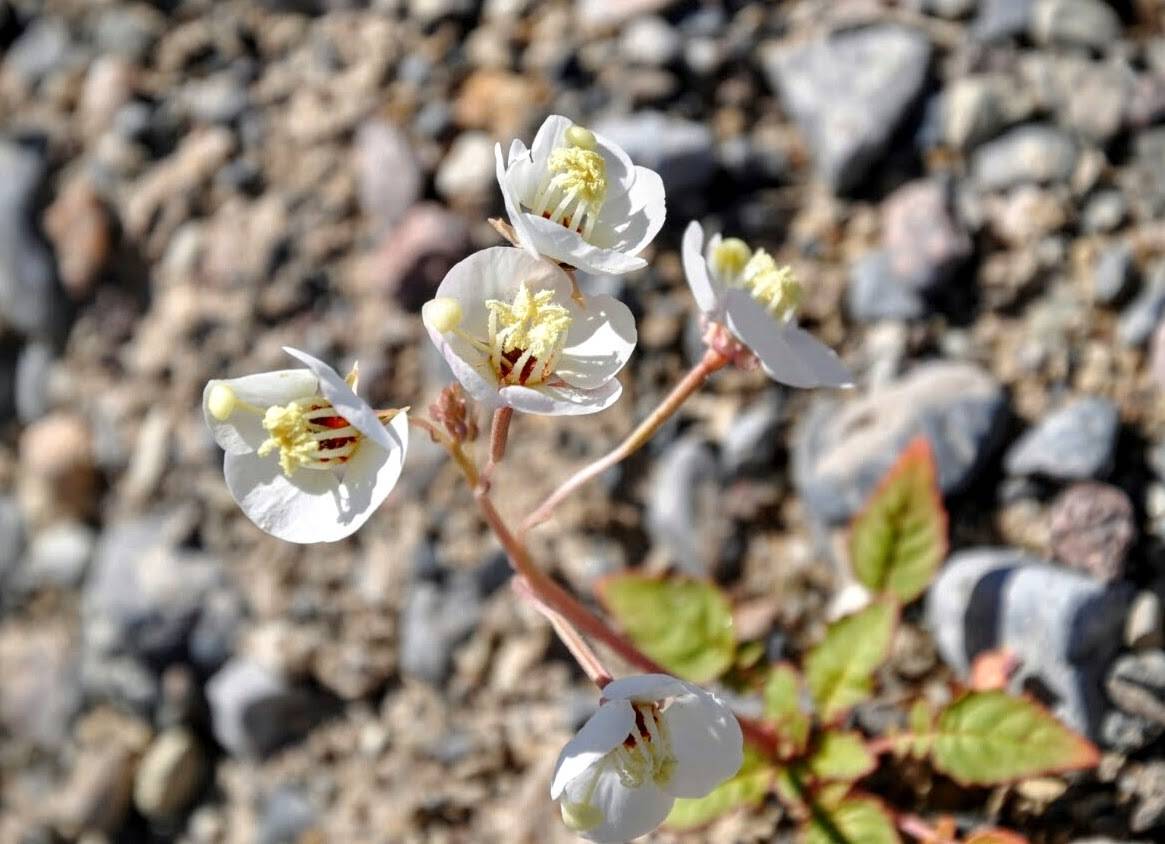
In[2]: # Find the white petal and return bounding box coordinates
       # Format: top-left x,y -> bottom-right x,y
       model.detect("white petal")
507,138 -> 529,167
529,114 -> 575,167
602,674 -> 689,703
496,144 -> 542,260
592,129 -> 636,197
499,378 -> 622,416
520,214 -> 648,274
202,370 -> 319,455
681,221 -> 722,315
659,685 -> 744,798
563,766 -> 674,843
594,166 -> 666,256
724,290 -> 853,388
427,322 -> 502,409
222,410 -> 407,544
557,294 -> 637,389
282,347 -> 401,454
435,246 -> 572,326
550,699 -> 635,799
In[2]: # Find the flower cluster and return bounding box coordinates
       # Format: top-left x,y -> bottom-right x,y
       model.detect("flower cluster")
201,114 -> 850,843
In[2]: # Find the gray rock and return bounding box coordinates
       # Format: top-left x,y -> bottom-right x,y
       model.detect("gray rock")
399,576 -> 483,684
762,26 -> 932,193
794,362 -> 1007,524
1107,651 -> 1165,725
593,112 -> 715,196
1031,0 -> 1121,51
927,548 -> 1132,736
0,495 -> 24,588
0,141 -> 69,339
207,659 -> 331,758
721,393 -> 784,478
1093,243 -> 1135,304
84,512 -> 226,663
1081,190 -> 1127,234
259,786 -> 318,844
619,16 -> 681,66
971,125 -> 1077,191
847,251 -> 927,321
181,72 -> 250,124
647,437 -> 729,576
1101,708 -> 1163,752
21,521 -> 95,590
973,0 -> 1036,41
1118,262 -> 1165,347
356,120 -> 422,232
1005,396 -> 1119,480
2,19 -> 77,85
14,340 -> 55,423
942,74 -> 1034,150
91,5 -> 163,61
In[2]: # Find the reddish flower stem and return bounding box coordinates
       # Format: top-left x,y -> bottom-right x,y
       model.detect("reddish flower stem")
479,406 -> 513,489
520,348 -> 728,534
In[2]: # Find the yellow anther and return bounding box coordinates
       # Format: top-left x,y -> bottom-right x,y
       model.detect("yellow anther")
710,237 -> 752,281
742,249 -> 802,320
258,403 -> 320,477
548,146 -> 607,209
560,800 -> 603,833
423,297 -> 463,334
256,400 -> 360,477
486,282 -> 573,370
207,383 -> 237,421
565,125 -> 598,151
345,363 -> 359,391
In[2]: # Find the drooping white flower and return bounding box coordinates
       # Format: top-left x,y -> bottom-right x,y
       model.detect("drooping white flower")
682,220 -> 853,389
423,247 -> 636,416
202,347 -> 408,543
551,674 -> 743,843
496,115 -> 666,275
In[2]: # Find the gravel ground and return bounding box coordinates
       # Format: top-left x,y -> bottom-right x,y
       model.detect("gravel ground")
2,0 -> 1165,842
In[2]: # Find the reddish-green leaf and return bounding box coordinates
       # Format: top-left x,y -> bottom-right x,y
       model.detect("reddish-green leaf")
764,662 -> 811,757
804,601 -> 898,722
666,747 -> 773,831
803,794 -> 901,844
807,731 -> 877,782
929,691 -> 1099,786
598,574 -> 735,682
848,437 -> 948,603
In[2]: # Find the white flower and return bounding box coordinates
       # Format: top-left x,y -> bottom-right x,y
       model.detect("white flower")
682,220 -> 853,388
496,114 -> 666,275
551,674 -> 743,843
202,347 -> 408,544
423,247 -> 636,416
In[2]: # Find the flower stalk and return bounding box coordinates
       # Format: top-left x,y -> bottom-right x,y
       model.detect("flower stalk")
521,347 -> 729,534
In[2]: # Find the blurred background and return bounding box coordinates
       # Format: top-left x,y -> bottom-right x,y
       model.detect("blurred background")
2,0 -> 1165,841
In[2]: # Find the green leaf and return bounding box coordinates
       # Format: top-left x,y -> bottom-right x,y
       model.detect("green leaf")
804,601 -> 897,722
598,574 -> 735,682
929,691 -> 1099,786
666,747 -> 773,831
807,731 -> 877,782
764,663 -> 811,757
803,794 -> 901,844
848,437 -> 948,603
